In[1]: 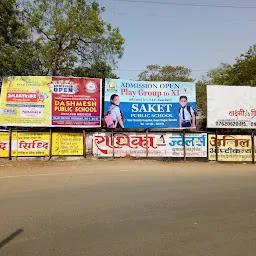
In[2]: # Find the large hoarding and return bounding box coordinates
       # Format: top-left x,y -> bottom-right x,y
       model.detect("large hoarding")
0,76 -> 102,128
104,79 -> 196,129
0,76 -> 51,126
93,132 -> 207,157
208,134 -> 252,162
207,85 -> 256,129
51,77 -> 101,127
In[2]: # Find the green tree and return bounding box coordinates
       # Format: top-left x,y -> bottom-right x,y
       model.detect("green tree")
138,64 -> 194,82
73,62 -> 118,79
206,45 -> 256,86
0,0 -> 39,78
197,44 -> 256,126
25,0 -> 125,76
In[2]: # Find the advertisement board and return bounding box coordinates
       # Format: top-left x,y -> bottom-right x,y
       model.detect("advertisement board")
93,132 -> 207,157
51,77 -> 101,127
207,85 -> 256,129
12,132 -> 50,157
208,134 -> 252,162
0,76 -> 102,128
167,133 -> 207,157
104,79 -> 196,129
0,76 -> 51,126
0,132 -> 10,157
52,133 -> 83,156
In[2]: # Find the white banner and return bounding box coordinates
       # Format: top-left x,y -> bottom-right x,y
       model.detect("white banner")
93,132 -> 207,157
167,133 -> 207,157
207,85 -> 256,129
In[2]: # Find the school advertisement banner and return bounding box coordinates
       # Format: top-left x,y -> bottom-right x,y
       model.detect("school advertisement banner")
0,76 -> 102,128
93,132 -> 207,157
52,133 -> 83,156
51,77 -> 101,127
104,79 -> 196,129
0,76 -> 51,126
208,134 -> 252,162
207,85 -> 256,129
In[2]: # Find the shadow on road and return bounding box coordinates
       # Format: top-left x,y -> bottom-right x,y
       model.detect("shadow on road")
0,229 -> 24,249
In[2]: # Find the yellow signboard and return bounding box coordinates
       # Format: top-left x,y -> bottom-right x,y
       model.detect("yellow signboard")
208,134 -> 252,162
0,76 -> 51,126
12,132 -> 50,157
52,133 -> 83,156
0,132 -> 9,157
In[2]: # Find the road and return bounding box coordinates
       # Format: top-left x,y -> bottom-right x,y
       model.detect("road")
1,159 -> 256,256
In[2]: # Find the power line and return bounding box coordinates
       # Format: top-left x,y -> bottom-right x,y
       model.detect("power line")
119,0 -> 256,9
115,11 -> 256,23
114,68 -> 211,72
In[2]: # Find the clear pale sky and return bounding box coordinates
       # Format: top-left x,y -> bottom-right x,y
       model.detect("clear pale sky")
100,0 -> 256,81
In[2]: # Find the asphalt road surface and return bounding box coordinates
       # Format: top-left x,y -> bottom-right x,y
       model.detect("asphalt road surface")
1,159 -> 256,256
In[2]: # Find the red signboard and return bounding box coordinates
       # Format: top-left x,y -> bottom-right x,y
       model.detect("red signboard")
6,92 -> 38,102
51,77 -> 101,127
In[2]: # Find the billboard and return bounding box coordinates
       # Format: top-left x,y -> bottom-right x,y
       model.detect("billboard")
0,76 -> 102,128
0,76 -> 51,126
167,133 -> 207,157
93,132 -> 207,157
104,79 -> 196,129
207,85 -> 256,129
52,132 -> 83,156
0,132 -> 50,157
51,77 -> 101,127
208,134 -> 252,162
0,132 -> 10,157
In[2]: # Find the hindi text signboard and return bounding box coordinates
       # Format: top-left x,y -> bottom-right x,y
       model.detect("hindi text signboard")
167,133 -> 207,157
12,132 -> 50,157
93,132 -> 207,157
208,134 -> 252,162
52,133 -> 83,156
207,85 -> 256,129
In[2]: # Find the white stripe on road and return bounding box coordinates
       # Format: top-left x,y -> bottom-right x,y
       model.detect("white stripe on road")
0,171 -> 89,180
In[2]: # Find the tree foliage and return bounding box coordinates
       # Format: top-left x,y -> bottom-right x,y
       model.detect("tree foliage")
0,0 -> 39,77
138,64 -> 194,82
0,0 -> 123,79
206,45 -> 256,86
197,44 -> 256,120
24,0 -> 125,76
73,62 -> 118,79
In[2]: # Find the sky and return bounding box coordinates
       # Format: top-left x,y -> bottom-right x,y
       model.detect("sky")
99,0 -> 256,81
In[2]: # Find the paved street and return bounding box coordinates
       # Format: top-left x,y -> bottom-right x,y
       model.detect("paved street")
1,159 -> 256,255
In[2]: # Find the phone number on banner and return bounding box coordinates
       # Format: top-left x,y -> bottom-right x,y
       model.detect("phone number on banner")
215,120 -> 247,127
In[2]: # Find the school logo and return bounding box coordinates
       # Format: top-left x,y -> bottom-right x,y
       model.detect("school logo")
85,81 -> 98,93
107,81 -> 117,91
181,84 -> 193,94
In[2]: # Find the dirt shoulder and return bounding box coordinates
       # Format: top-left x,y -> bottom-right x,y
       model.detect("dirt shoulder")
0,158 -> 256,177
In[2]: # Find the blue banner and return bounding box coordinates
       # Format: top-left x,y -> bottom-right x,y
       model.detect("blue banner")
104,79 -> 196,129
